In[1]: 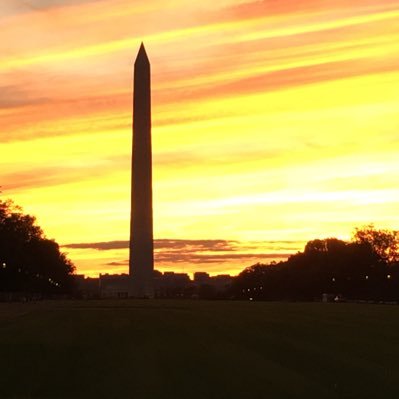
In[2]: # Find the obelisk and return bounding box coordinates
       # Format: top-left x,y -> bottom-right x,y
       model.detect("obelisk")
129,43 -> 154,298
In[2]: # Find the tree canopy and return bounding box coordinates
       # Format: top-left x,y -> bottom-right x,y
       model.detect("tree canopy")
353,224 -> 399,264
0,198 -> 75,296
233,226 -> 399,302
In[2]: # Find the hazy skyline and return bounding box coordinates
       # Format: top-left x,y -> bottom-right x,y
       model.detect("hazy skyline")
1,0 -> 398,277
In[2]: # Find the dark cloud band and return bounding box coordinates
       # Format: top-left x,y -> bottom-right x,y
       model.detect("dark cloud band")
63,239 -> 296,265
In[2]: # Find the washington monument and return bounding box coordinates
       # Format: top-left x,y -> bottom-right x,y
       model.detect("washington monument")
129,43 -> 154,297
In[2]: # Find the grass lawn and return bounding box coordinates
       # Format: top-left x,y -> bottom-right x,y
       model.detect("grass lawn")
0,300 -> 398,398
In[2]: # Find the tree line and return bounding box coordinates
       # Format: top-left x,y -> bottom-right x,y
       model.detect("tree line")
1,196 -> 398,301
231,226 -> 399,301
0,198 -> 75,299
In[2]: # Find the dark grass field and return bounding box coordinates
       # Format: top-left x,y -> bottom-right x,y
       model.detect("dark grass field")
0,300 -> 398,399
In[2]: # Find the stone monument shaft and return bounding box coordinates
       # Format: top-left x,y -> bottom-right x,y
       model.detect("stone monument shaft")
129,43 -> 154,297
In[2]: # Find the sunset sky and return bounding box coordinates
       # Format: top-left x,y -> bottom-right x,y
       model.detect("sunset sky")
1,0 -> 398,277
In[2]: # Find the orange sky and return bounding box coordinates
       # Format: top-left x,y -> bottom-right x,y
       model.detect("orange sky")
1,0 -> 398,277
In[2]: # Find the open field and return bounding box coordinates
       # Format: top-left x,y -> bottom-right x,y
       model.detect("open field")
0,300 -> 398,399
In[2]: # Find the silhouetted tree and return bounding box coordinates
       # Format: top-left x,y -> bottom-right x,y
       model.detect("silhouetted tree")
353,224 -> 399,264
233,230 -> 398,302
0,198 -> 75,297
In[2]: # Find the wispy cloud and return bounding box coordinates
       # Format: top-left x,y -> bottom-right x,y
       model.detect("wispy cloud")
0,84 -> 48,109
2,0 -> 399,277
64,239 -> 239,251
64,240 -> 129,251
0,155 -> 128,191
155,251 -> 291,264
64,239 -> 297,267
0,0 -> 100,17
104,251 -> 290,267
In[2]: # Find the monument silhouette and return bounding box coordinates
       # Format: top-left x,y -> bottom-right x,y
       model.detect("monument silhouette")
129,43 -> 154,298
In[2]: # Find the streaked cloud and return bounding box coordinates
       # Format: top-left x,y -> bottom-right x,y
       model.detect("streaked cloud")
0,84 -> 48,109
63,239 -> 297,275
65,238 -> 240,252
1,0 -> 398,276
0,0 -> 110,20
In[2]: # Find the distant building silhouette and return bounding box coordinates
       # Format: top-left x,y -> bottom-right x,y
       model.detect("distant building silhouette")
73,272 -> 233,299
207,274 -> 233,292
73,275 -> 100,299
99,274 -> 129,298
129,43 -> 154,298
193,272 -> 211,285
